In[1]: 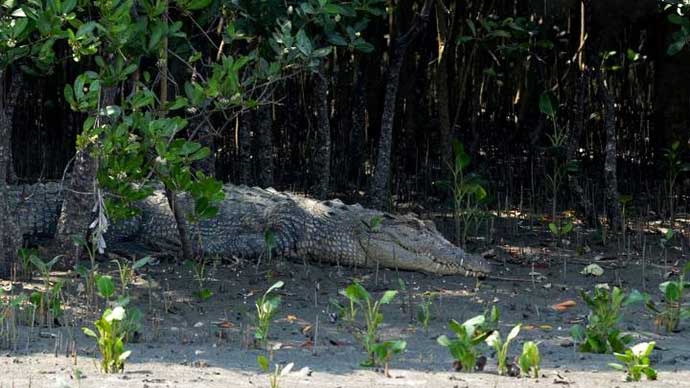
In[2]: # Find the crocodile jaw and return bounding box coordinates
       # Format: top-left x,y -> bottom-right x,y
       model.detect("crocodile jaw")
360,216 -> 492,277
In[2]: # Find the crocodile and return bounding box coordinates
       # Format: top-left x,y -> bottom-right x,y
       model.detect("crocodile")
8,182 -> 492,276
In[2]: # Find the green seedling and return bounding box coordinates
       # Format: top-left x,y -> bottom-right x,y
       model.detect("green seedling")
518,341 -> 541,378
436,140 -> 488,246
257,355 -> 293,388
437,315 -> 492,372
48,280 -> 64,319
548,219 -> 573,241
17,248 -> 39,279
662,141 -> 690,225
96,274 -> 116,301
0,292 -> 27,348
264,229 -> 277,265
371,340 -> 407,377
571,286 -> 644,353
609,342 -> 657,381
30,254 -> 62,286
483,305 -> 500,332
255,281 -> 284,347
485,324 -> 521,375
335,284 -> 362,322
82,306 -> 132,373
28,254 -> 63,324
417,291 -> 438,335
113,256 -> 150,295
71,234 -> 99,270
185,259 -> 213,301
646,261 -> 690,332
110,295 -> 142,343
341,282 -> 398,366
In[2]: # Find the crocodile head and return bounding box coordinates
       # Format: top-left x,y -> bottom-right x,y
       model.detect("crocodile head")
359,214 -> 492,277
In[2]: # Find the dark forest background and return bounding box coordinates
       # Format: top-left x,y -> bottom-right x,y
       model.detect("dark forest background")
6,0 -> 690,232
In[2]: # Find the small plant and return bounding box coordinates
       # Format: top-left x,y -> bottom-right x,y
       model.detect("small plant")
17,248 -> 38,279
185,259 -> 213,301
646,261 -> 690,332
341,282 -> 398,366
518,341 -> 541,378
570,286 -> 643,353
254,281 -> 284,347
72,235 -> 103,306
82,306 -> 132,373
113,256 -> 150,295
371,340 -> 407,377
28,254 -> 63,325
96,274 -> 116,301
662,141 -> 690,225
264,230 -> 277,265
540,91 -> 578,221
30,254 -> 62,288
484,305 -> 501,332
437,140 -> 488,246
417,291 -> 438,335
48,280 -> 65,320
609,342 -> 658,381
437,315 -> 492,372
485,324 -> 521,375
257,355 -> 293,388
548,218 -> 573,242
0,292 -> 26,348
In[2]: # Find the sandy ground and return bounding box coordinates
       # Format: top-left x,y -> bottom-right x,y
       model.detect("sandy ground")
3,223 -> 690,387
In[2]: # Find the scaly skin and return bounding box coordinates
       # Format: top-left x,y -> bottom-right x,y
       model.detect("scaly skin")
9,183 -> 492,276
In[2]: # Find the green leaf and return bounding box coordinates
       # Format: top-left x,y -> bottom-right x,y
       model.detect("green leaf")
326,32 -> 347,46
265,281 -> 284,296
548,223 -> 559,235
561,222 -> 574,234
96,275 -> 115,299
668,38 -> 686,56
436,335 -> 451,347
608,362 -> 624,370
132,256 -> 150,270
669,13 -> 689,27
661,281 -> 681,301
570,324 -> 586,342
118,350 -> 132,361
257,355 -> 270,372
625,289 -> 648,306
539,91 -> 556,117
643,367 -> 657,380
344,282 -> 369,303
506,324 -> 521,343
186,0 -> 212,10
296,29 -> 313,56
82,327 -> 98,338
379,290 -> 398,305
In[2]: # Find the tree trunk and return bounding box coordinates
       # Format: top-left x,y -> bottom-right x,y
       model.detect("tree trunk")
0,71 -> 23,277
193,121 -> 217,178
368,0 -> 435,209
159,6 -> 194,261
350,59 -> 367,190
599,73 -> 621,229
237,112 -> 253,185
567,0 -> 595,225
314,67 -> 331,198
255,103 -> 274,188
54,87 -> 118,262
435,0 -> 452,166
